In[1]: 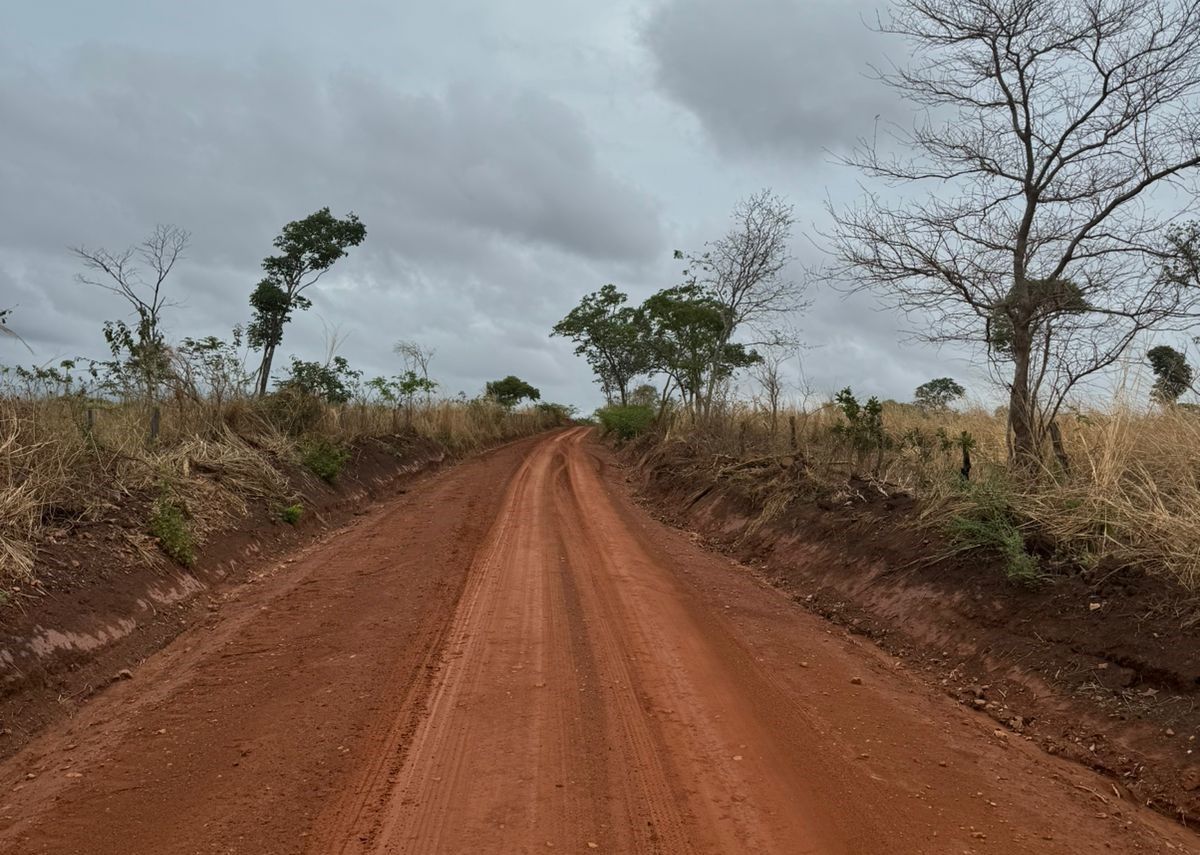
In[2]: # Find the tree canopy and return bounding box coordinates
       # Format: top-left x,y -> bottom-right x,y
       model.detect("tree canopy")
249,208 -> 366,395
914,378 -> 966,412
486,376 -> 541,408
1148,345 -> 1194,404
552,284 -> 651,405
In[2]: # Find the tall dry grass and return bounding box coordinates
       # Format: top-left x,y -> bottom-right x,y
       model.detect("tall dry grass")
0,394 -> 564,588
660,399 -> 1200,589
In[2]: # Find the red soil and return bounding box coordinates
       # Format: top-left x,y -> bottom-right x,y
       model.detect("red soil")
0,429 -> 1194,852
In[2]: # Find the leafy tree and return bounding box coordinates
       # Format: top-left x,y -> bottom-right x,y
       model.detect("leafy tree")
1148,345 -> 1193,404
914,377 -> 966,412
552,284 -> 652,405
831,0 -> 1200,466
486,375 -> 540,408
249,208 -> 366,396
368,371 -> 438,425
628,383 -> 659,408
277,355 -> 362,404
642,285 -> 760,416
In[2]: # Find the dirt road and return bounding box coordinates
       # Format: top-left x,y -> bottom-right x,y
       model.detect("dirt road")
0,428 -> 1195,853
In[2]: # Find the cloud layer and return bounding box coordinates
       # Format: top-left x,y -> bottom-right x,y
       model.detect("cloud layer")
0,48 -> 665,402
1,2 -> 998,410
642,0 -> 893,159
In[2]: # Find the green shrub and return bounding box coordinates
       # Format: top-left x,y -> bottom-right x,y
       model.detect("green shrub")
535,401 -> 577,424
944,475 -> 1039,583
596,404 -> 656,441
300,437 -> 350,483
280,502 -> 304,525
831,387 -> 886,453
149,498 -> 196,566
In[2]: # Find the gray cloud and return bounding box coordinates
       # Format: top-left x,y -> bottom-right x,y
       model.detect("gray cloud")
642,0 -> 893,158
0,46 -> 665,405
1,2 -> 1008,413
1,49 -> 661,263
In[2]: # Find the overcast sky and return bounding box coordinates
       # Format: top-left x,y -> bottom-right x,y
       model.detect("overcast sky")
2,0 -> 994,410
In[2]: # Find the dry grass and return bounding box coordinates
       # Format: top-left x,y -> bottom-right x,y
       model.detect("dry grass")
0,401 -> 100,582
662,399 -> 1200,590
0,394 -> 562,587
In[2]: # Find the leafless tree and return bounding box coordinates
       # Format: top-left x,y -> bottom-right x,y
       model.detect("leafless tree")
749,348 -> 789,438
393,339 -> 436,386
830,0 -> 1200,466
72,224 -> 189,400
684,190 -> 806,416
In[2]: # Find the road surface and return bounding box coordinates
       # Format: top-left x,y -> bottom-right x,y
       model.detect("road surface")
0,428 -> 1193,853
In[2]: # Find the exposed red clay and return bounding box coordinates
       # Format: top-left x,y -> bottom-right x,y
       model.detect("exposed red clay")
0,428 -> 1195,853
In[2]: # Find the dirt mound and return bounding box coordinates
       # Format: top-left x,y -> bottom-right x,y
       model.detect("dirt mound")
629,439 -> 1200,823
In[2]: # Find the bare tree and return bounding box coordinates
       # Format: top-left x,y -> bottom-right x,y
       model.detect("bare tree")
73,224 -> 189,400
684,190 -> 805,416
749,348 -> 789,439
394,339 -> 436,391
831,0 -> 1200,466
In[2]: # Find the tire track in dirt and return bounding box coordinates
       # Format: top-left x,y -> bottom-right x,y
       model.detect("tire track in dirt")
343,427 -> 1200,854
0,435 -> 545,855
356,431 -> 613,852
553,432 -> 834,854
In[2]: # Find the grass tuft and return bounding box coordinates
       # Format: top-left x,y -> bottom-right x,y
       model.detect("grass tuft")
299,437 -> 351,483
149,496 -> 196,567
942,476 -> 1039,583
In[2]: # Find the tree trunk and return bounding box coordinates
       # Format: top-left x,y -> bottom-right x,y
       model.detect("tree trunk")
657,379 -> 674,422
1007,325 -> 1040,467
1048,420 -> 1071,474
256,344 -> 275,397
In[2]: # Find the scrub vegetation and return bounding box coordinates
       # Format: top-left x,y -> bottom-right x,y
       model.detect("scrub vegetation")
0,209 -> 568,585
556,0 -> 1200,588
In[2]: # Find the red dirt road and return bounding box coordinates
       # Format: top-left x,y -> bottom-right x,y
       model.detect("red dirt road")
0,428 -> 1195,853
